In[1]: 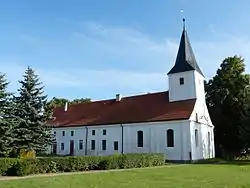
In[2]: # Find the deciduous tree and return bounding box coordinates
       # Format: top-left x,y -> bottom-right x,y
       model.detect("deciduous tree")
205,55 -> 250,157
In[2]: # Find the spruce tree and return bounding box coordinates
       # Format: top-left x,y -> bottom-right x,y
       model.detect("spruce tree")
0,73 -> 15,157
12,67 -> 53,153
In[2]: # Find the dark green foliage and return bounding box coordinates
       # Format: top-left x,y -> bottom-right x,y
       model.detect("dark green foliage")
47,97 -> 69,108
205,56 -> 250,157
48,161 -> 57,173
239,101 -> 250,151
0,158 -> 18,175
47,97 -> 91,108
0,73 -> 16,157
120,153 -> 165,169
10,159 -> 35,176
98,155 -> 121,170
0,153 -> 165,176
12,67 -> 53,154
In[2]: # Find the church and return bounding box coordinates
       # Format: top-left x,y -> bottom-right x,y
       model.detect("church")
49,21 -> 215,161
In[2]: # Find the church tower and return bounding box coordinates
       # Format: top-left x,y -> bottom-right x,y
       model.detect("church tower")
168,19 -> 205,102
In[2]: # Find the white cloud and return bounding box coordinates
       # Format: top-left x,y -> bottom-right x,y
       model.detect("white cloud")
1,21 -> 250,99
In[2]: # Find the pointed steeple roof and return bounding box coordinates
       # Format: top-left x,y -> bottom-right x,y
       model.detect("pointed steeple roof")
168,19 -> 203,76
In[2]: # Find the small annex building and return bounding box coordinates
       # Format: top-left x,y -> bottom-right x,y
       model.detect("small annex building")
49,21 -> 215,161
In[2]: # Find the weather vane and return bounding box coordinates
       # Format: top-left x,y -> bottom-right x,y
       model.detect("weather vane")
181,9 -> 185,30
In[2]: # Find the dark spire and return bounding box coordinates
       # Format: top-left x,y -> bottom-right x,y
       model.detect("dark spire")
167,19 -> 204,76
183,18 -> 186,31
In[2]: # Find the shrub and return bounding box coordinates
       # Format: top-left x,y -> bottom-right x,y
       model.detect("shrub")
6,159 -> 37,176
48,161 -> 57,173
119,153 -> 165,169
235,155 -> 250,161
19,149 -> 36,159
0,153 -> 165,176
99,155 -> 120,170
0,158 -> 18,176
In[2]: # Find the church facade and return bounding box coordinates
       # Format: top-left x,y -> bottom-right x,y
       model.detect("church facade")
49,24 -> 215,161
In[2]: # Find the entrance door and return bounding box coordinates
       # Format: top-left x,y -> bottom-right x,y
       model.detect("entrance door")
52,143 -> 57,155
70,140 -> 74,156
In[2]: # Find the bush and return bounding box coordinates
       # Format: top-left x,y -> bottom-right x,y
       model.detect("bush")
99,155 -> 121,170
234,155 -> 250,161
120,153 -> 165,169
0,153 -> 165,176
0,158 -> 18,176
19,149 -> 36,159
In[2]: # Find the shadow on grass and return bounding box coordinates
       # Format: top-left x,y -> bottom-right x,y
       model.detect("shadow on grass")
193,158 -> 250,166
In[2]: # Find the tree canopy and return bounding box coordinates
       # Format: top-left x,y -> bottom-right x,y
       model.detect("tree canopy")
11,67 -> 53,153
205,55 -> 250,157
0,73 -> 15,157
0,66 -> 91,157
48,97 -> 91,107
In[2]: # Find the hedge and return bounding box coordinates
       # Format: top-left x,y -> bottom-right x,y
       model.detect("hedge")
0,153 -> 165,176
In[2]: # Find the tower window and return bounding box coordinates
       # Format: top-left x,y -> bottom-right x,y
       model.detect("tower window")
180,77 -> 184,85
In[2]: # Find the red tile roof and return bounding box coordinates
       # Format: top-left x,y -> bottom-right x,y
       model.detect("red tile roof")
49,91 -> 196,127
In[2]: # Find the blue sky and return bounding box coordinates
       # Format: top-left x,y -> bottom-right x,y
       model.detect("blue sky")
1,0 -> 250,100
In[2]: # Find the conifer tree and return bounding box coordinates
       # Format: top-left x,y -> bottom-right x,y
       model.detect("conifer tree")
0,73 -> 15,157
12,67 -> 53,153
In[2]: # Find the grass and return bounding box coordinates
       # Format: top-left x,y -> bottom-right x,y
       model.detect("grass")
1,164 -> 250,188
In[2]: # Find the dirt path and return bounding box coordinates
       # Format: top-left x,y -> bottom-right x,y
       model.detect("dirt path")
0,164 -> 185,181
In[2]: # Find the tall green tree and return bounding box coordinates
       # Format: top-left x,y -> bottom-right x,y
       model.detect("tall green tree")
47,97 -> 91,107
71,98 -> 91,104
205,55 -> 250,157
48,97 -> 69,107
0,73 -> 15,157
12,67 -> 53,153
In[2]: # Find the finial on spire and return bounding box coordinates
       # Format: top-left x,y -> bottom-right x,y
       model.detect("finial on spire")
182,18 -> 186,31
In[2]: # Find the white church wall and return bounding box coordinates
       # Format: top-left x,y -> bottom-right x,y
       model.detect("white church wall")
121,120 -> 191,161
53,127 -> 87,156
190,121 -> 215,160
188,80 -> 215,161
86,124 -> 122,156
168,71 -> 196,102
51,120 -> 193,161
194,71 -> 206,102
53,124 -> 122,156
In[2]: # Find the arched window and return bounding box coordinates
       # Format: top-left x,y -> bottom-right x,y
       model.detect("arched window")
137,131 -> 143,147
167,129 -> 174,147
195,129 -> 198,147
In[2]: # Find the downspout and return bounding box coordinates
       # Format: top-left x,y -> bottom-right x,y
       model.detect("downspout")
121,124 -> 124,154
180,123 -> 183,161
85,126 -> 88,156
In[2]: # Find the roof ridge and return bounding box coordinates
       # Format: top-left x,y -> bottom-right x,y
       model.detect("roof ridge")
55,91 -> 169,109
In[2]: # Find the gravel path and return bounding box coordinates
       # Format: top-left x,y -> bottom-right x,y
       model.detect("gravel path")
0,164 -> 185,181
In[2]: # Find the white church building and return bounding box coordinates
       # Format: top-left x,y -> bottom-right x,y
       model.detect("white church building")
49,22 -> 215,161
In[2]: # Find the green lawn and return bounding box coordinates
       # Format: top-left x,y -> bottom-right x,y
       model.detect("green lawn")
1,164 -> 250,188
